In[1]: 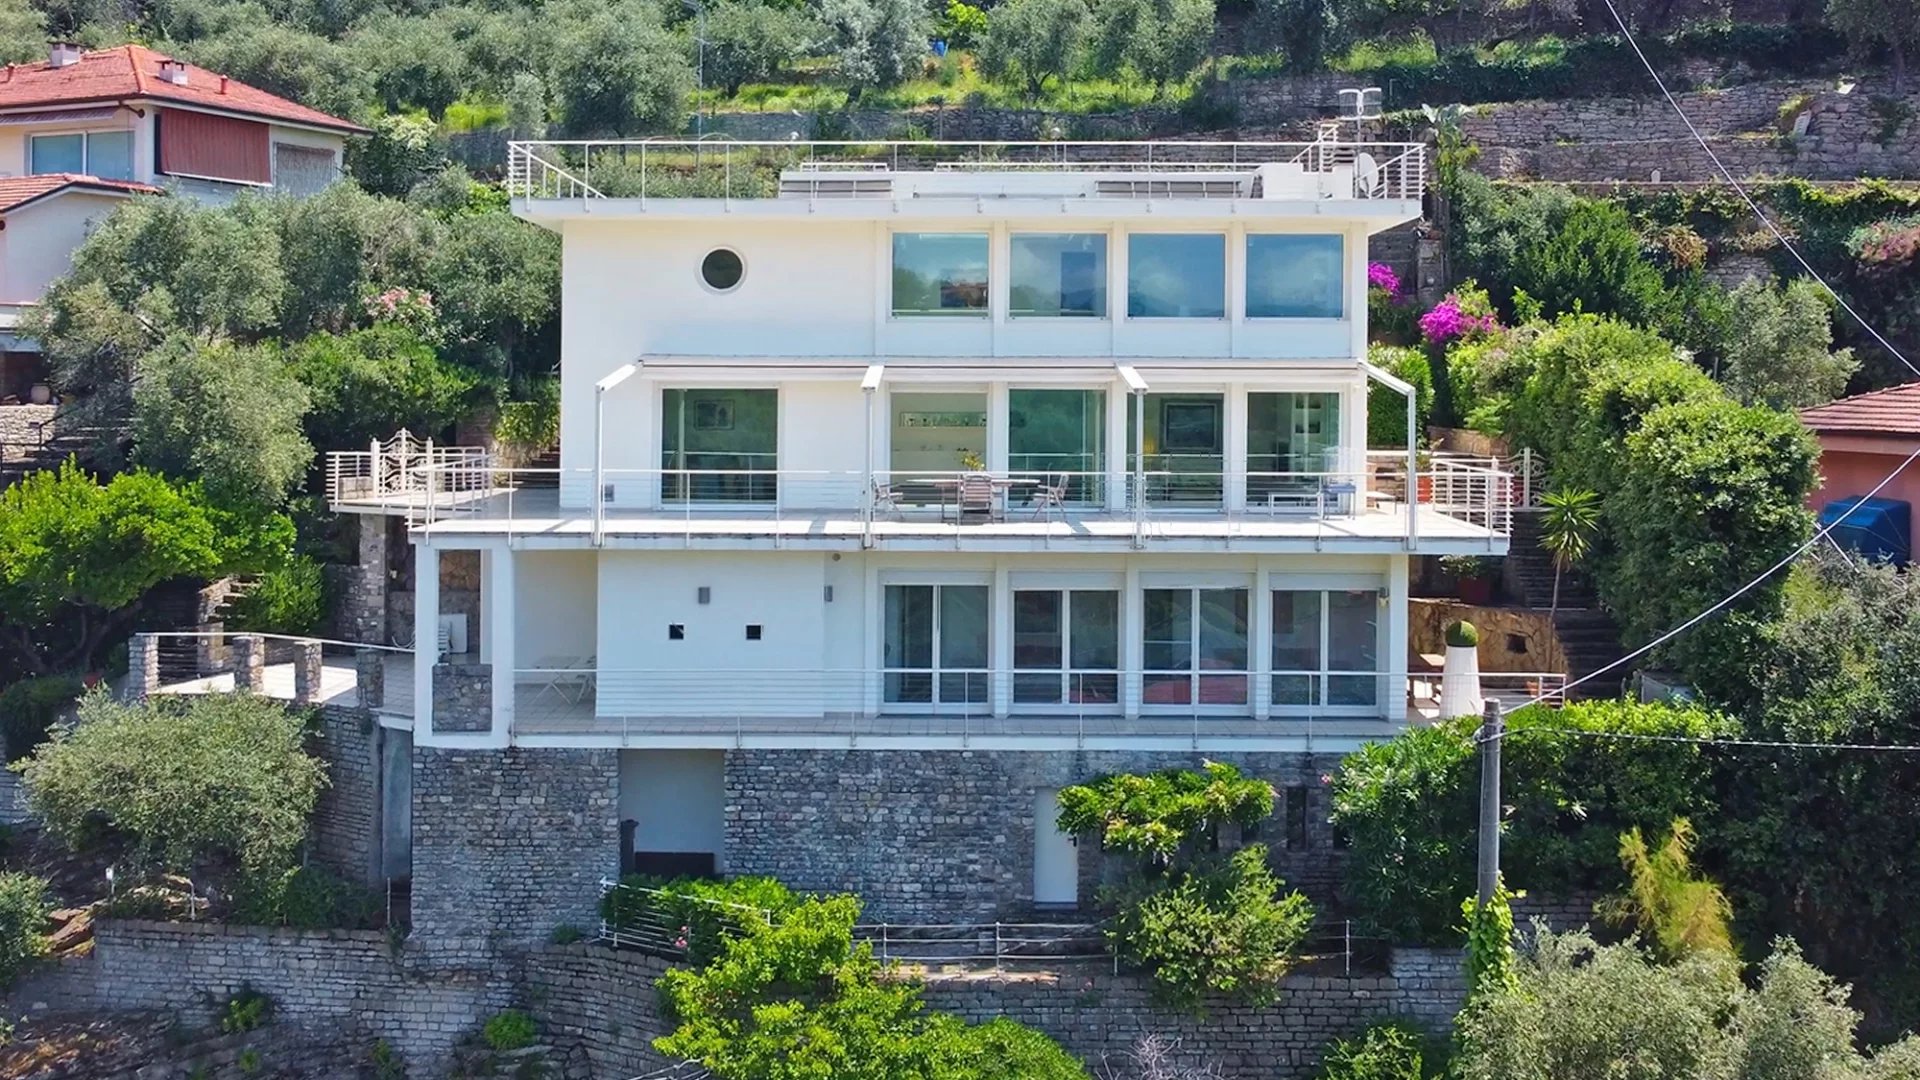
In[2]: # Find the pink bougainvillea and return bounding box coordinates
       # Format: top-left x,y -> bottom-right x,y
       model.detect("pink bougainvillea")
1418,292 -> 1499,344
1367,262 -> 1403,300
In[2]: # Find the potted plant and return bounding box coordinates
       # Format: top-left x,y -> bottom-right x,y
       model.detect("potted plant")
1439,619 -> 1483,720
1441,554 -> 1499,605
959,449 -> 986,471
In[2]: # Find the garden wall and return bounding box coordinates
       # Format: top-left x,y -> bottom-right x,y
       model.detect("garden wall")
8,920 -> 1463,1080
920,946 -> 1466,1079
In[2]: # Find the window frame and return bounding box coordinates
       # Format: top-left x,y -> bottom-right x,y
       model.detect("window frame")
890,231 -> 991,319
1125,232 -> 1227,321
1011,587 -> 1122,712
1140,585 -> 1251,712
1244,232 -> 1347,321
881,582 -> 992,713
29,128 -> 137,181
1008,231 -> 1110,320
1269,586 -> 1383,715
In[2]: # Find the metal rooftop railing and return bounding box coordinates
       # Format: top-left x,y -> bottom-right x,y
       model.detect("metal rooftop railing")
505,137 -> 1428,204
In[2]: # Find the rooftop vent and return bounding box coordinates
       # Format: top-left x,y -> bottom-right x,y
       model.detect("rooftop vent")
158,58 -> 188,85
47,42 -> 82,68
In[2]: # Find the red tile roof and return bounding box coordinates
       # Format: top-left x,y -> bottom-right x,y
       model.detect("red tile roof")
0,45 -> 366,134
1800,382 -> 1920,439
0,172 -> 158,214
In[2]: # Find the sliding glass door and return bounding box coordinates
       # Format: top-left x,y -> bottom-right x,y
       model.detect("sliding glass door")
1246,392 -> 1342,508
1009,389 -> 1106,505
1012,589 -> 1120,707
1142,587 -> 1249,708
661,388 -> 778,503
883,584 -> 989,709
1271,587 -> 1381,712
1126,393 -> 1225,507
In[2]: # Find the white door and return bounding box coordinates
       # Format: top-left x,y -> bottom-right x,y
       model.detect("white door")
1033,789 -> 1079,906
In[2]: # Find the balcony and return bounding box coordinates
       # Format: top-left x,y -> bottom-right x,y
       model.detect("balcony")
325,456 -> 1512,554
504,136 -> 1427,211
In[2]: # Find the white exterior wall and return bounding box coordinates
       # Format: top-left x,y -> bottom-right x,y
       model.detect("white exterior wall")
556,216 -> 1373,501
618,749 -> 725,856
0,111 -> 146,180
513,550 -> 598,668
0,192 -> 126,302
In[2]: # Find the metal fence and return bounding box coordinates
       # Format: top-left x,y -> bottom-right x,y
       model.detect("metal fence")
855,921 -> 1110,969
598,878 -> 774,958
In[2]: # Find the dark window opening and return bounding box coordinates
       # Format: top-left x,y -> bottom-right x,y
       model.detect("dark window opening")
1285,785 -> 1309,850
746,624 -> 763,640
1507,633 -> 1529,654
668,624 -> 685,640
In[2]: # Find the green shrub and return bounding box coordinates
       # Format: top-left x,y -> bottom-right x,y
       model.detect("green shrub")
1330,701 -> 1727,944
1365,343 -> 1431,448
231,864 -> 382,929
1109,845 -> 1315,1011
19,690 -> 327,878
224,556 -> 327,637
601,874 -> 795,966
0,675 -> 82,763
1444,620 -> 1479,648
1056,761 -> 1275,863
492,377 -> 560,464
482,1009 -> 536,1052
0,873 -> 50,989
1316,1020 -> 1446,1080
222,987 -> 273,1034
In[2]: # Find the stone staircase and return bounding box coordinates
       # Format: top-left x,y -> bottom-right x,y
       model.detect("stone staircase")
0,415 -> 116,488
1506,515 -> 1630,701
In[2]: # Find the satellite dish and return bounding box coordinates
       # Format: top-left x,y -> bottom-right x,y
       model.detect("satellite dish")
1354,151 -> 1380,197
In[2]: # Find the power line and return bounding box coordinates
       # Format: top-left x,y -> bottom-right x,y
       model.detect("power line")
1594,0 -> 1920,383
1505,724 -> 1920,754
1477,0 -> 1920,719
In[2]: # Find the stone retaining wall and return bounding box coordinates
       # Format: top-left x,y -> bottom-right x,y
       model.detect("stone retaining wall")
725,749 -> 1347,923
1409,598 -> 1565,675
0,403 -> 55,460
8,920 -> 1463,1080
410,747 -> 620,953
309,705 -> 384,885
431,662 -> 492,733
921,948 -> 1465,1079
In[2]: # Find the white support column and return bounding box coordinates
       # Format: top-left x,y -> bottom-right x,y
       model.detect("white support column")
1122,562 -> 1142,721
490,545 -> 517,742
413,542 -> 440,730
991,562 -> 1012,720
1225,383 -> 1248,513
863,560 -> 882,719
1105,383 -> 1128,512
1252,565 -> 1272,722
987,382 -> 1010,474
1386,554 -> 1410,725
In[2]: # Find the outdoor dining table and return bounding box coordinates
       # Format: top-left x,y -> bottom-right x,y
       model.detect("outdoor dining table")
920,475 -> 1041,520
532,655 -> 597,705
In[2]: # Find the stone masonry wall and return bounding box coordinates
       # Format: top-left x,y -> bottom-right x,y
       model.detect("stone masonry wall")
725,749 -> 1347,923
922,948 -> 1465,1079
0,404 -> 56,462
7,920 -> 511,1071
523,945 -> 679,1078
431,663 -> 492,733
411,747 -> 620,952
308,705 -> 383,885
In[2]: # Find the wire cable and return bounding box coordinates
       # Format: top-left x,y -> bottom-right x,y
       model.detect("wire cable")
1594,0 -> 1920,381
1505,724 -> 1920,753
1472,1 -> 1920,723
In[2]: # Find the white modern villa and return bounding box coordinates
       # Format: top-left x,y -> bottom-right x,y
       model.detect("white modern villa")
303,136 -> 1511,922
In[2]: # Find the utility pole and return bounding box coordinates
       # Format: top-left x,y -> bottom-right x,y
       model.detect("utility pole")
1476,698 -> 1504,907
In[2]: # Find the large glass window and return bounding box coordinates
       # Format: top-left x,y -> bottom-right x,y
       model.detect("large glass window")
1246,234 -> 1345,318
1271,588 -> 1381,711
29,133 -> 83,175
1126,393 -> 1224,507
30,131 -> 134,180
1143,587 -> 1249,707
86,131 -> 133,180
1009,388 -> 1105,505
884,584 -> 989,708
661,388 -> 778,503
1246,391 -> 1343,506
1010,233 -> 1107,317
1013,589 -> 1119,706
893,233 -> 988,316
1127,234 -> 1225,318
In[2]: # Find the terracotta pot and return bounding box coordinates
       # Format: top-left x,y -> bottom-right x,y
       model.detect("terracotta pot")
1457,577 -> 1493,605
1417,474 -> 1434,503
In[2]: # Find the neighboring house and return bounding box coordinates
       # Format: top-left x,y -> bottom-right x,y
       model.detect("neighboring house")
1800,381 -> 1919,566
0,41 -> 366,403
310,135 -> 1510,937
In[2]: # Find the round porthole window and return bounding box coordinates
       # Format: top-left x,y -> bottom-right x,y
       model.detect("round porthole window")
701,248 -> 744,292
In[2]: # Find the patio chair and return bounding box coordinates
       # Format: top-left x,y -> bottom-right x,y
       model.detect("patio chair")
1030,473 -> 1070,521
870,479 -> 903,519
957,473 -> 998,521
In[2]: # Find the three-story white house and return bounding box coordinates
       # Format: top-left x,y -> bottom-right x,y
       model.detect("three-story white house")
331,137 -> 1509,929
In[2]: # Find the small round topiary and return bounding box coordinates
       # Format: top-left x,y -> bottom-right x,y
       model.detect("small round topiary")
1445,620 -> 1480,649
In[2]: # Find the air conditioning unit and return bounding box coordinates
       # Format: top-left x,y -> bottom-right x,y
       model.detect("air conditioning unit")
437,614 -> 468,657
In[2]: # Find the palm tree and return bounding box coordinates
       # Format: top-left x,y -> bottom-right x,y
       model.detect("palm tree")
1540,486 -> 1600,618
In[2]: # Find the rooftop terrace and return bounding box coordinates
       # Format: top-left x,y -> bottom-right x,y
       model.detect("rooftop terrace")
505,134 -> 1428,209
